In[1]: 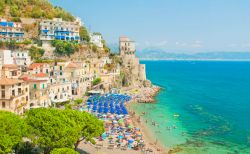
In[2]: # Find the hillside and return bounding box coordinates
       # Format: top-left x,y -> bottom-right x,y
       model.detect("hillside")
0,0 -> 74,21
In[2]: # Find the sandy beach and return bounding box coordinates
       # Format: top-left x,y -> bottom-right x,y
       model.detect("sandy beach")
127,102 -> 169,154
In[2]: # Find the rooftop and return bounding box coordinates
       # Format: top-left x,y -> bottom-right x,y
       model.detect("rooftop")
34,72 -> 48,78
28,63 -> 44,70
2,64 -> 19,69
0,78 -> 24,85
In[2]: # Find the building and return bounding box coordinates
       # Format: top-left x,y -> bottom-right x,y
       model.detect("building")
0,78 -> 29,114
1,64 -> 21,79
0,19 -> 24,42
28,63 -> 51,75
119,36 -> 146,85
90,33 -> 103,48
0,50 -> 14,65
26,73 -> 51,108
12,50 -> 32,68
40,18 -> 81,44
48,82 -> 72,104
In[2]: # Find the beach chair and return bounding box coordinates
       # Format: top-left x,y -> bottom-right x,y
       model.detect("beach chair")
107,144 -> 114,150
121,145 -> 127,151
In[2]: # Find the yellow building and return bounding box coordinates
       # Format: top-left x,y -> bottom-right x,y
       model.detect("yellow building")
0,78 -> 29,114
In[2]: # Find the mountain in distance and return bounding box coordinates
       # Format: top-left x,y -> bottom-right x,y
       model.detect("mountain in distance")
136,49 -> 250,60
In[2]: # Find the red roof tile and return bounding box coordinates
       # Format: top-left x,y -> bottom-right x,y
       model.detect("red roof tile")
34,72 -> 48,78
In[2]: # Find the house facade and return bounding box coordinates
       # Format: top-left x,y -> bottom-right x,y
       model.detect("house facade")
12,50 -> 32,67
0,78 -> 29,114
0,19 -> 25,42
40,18 -> 81,44
90,33 -> 103,48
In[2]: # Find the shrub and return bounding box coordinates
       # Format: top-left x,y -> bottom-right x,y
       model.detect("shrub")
74,99 -> 83,105
92,78 -> 101,86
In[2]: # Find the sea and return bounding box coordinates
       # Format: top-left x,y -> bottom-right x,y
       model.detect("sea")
131,61 -> 250,154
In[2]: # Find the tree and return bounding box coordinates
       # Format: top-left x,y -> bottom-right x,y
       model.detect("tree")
25,108 -> 104,153
10,5 -> 20,17
74,112 -> 104,149
25,108 -> 81,154
50,148 -> 79,154
28,46 -> 45,60
62,110 -> 104,150
51,40 -> 79,57
79,26 -> 90,43
92,78 -> 101,86
0,111 -> 26,154
31,6 -> 43,18
92,44 -> 98,53
0,1 -> 5,15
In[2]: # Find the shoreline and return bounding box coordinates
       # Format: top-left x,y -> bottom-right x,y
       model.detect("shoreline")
127,102 -> 169,154
123,85 -> 170,153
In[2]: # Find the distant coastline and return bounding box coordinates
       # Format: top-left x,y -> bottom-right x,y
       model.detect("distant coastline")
140,58 -> 250,61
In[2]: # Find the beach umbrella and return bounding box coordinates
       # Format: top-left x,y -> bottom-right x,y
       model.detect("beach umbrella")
104,108 -> 109,113
118,135 -> 124,139
98,107 -> 103,113
118,119 -> 124,124
122,109 -> 128,115
102,133 -> 107,140
116,109 -> 121,115
128,125 -> 133,129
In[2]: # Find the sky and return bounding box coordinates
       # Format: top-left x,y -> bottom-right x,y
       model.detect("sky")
50,0 -> 250,53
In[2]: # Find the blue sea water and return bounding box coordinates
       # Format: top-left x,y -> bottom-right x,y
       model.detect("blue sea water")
132,61 -> 250,153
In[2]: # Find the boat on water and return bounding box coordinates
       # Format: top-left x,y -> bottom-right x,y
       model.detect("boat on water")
173,114 -> 180,117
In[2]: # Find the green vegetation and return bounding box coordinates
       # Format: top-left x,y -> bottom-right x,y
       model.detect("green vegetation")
25,108 -> 104,153
74,99 -> 83,105
92,78 -> 101,86
104,63 -> 116,72
51,40 -> 79,57
79,26 -> 90,43
25,108 -> 79,153
34,59 -> 66,63
51,148 -> 79,154
0,111 -> 26,154
0,0 -> 74,21
28,46 -> 45,60
91,44 -> 98,52
102,39 -> 111,53
55,100 -> 71,108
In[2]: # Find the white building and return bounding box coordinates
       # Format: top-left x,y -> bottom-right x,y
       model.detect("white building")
0,50 -> 14,66
90,33 -> 103,48
40,18 -> 81,44
0,19 -> 25,42
12,50 -> 32,67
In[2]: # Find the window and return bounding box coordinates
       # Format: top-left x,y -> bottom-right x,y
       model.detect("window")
34,84 -> 37,90
60,66 -> 62,70
18,88 -> 21,94
60,72 -> 63,75
42,84 -> 45,89
26,96 -> 28,101
1,91 -> 5,98
2,102 -> 5,108
1,86 -> 5,89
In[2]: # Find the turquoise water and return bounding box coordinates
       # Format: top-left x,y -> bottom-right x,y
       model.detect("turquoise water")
132,61 -> 250,154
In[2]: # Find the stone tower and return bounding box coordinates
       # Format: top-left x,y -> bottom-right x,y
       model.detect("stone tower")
119,36 -> 146,85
